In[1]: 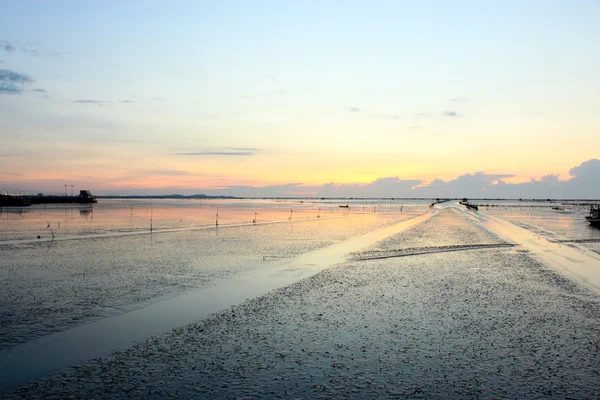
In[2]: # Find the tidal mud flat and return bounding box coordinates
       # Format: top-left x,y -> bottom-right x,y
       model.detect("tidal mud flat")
6,207 -> 600,399
0,205 -> 421,351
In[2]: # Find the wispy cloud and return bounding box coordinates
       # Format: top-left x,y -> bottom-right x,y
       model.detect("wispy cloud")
0,40 -> 57,56
177,151 -> 255,157
73,99 -> 105,104
226,147 -> 260,151
345,106 -> 361,112
73,99 -> 140,104
1,42 -> 16,53
30,88 -> 47,93
0,40 -> 39,55
449,97 -> 468,103
143,169 -> 191,176
368,113 -> 402,120
0,69 -> 33,94
444,111 -> 460,117
177,147 -> 260,157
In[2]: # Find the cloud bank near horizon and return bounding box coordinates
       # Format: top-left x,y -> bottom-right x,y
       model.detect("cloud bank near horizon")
3,159 -> 599,199
159,159 -> 599,199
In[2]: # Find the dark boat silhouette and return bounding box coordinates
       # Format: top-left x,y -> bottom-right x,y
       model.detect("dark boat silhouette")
0,195 -> 31,207
586,205 -> 600,226
1,190 -> 97,206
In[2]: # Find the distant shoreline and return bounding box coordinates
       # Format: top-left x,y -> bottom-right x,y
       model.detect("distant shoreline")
95,195 -> 600,202
96,195 -> 238,200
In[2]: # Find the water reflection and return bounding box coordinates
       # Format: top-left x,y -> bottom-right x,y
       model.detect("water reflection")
0,199 -> 427,243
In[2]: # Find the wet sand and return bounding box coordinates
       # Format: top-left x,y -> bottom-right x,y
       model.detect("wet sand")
5,207 -> 600,398
0,211 -> 434,391
0,209 -> 421,351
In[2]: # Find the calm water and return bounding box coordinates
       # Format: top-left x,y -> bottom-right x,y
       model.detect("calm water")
477,200 -> 600,253
0,198 -> 422,242
0,198 -> 429,351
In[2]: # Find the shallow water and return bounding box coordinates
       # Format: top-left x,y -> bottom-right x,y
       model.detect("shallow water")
2,198 -> 600,397
478,200 -> 600,243
0,198 -> 412,242
0,211 -> 436,391
0,199 -> 427,351
6,206 -> 600,399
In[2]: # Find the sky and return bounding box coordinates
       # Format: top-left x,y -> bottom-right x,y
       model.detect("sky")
1,1 -> 599,198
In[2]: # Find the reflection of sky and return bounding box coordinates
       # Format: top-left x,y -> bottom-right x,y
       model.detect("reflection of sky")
486,202 -> 600,242
0,199 -> 428,242
1,2 -> 600,196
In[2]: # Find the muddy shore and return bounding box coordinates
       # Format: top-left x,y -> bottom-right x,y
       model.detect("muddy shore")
6,208 -> 600,399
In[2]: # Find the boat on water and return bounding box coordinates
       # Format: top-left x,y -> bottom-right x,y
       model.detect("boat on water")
586,205 -> 600,226
459,199 -> 478,211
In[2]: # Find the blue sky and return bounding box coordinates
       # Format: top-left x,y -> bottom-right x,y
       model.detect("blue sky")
1,1 -> 599,197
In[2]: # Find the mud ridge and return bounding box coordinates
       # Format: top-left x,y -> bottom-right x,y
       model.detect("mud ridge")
552,238 -> 600,244
355,243 -> 516,261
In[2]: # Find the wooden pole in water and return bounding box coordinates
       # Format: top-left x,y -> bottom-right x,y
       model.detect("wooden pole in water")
47,221 -> 55,239
216,209 -> 219,226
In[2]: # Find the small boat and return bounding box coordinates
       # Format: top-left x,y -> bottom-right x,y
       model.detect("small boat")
459,199 -> 478,211
339,205 -> 349,208
586,205 -> 600,226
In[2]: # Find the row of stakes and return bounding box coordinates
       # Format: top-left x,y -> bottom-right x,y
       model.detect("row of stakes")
152,206 -> 388,230
212,206 -> 396,227
39,205 -> 401,237
36,204 -> 406,238
216,209 -> 316,226
41,208 -> 323,236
